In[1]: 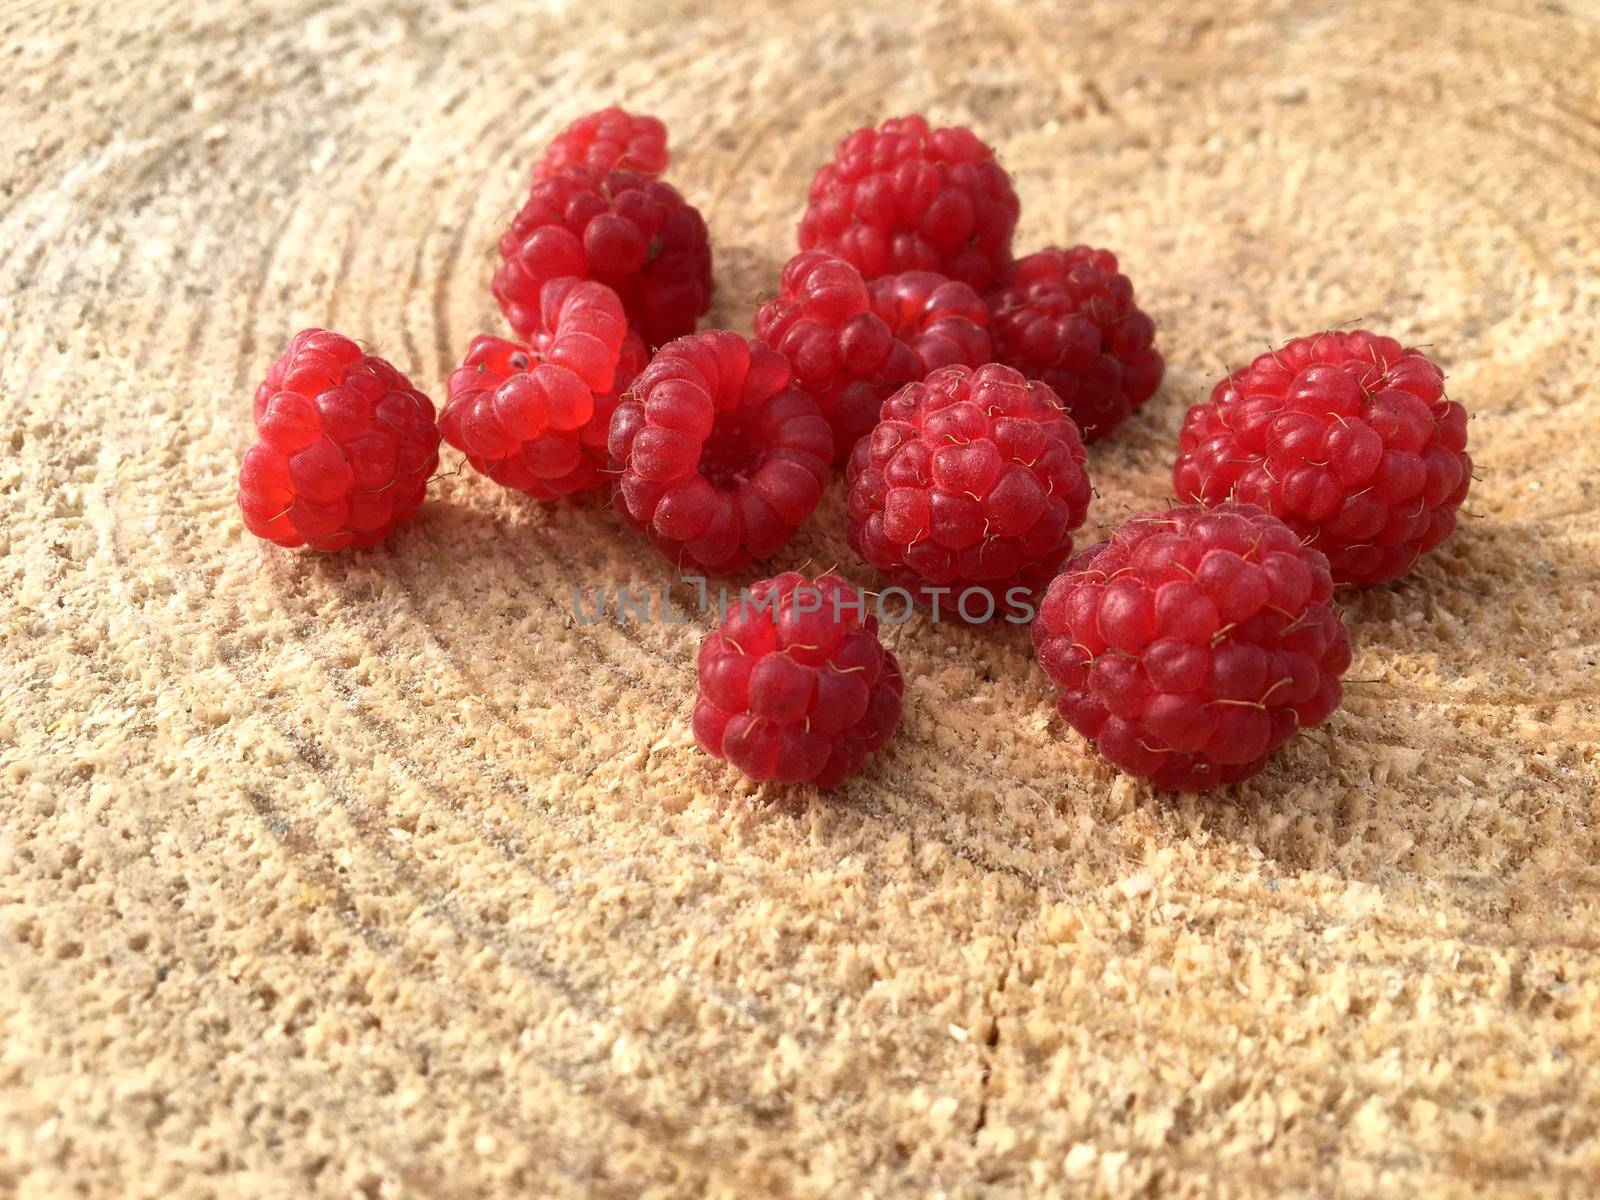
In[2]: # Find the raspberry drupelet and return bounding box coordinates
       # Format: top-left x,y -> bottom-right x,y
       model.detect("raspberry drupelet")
694,571 -> 903,786
494,166 -> 712,348
798,114 -> 1021,291
1173,330 -> 1472,587
531,107 -> 669,185
440,279 -> 646,498
845,363 -> 1093,613
985,245 -> 1165,441
608,331 -> 833,574
1032,502 -> 1351,791
239,329 -> 440,551
755,250 -> 992,464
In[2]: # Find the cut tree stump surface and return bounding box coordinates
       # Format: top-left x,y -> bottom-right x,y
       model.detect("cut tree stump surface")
3,1 -> 1599,1196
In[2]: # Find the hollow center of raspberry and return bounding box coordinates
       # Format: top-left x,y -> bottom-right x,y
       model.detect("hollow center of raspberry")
521,331 -> 560,367
698,419 -> 760,489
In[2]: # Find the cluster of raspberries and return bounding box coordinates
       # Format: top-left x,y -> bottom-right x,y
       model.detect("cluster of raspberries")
238,108 -> 1474,793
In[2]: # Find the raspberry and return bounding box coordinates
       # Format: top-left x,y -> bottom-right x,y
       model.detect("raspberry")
531,107 -> 668,184
239,329 -> 440,551
440,279 -> 647,498
845,363 -> 1092,612
693,571 -> 903,786
985,245 -> 1165,441
1173,330 -> 1472,587
1032,502 -> 1351,791
798,114 -> 1021,291
493,166 -> 712,348
609,331 -> 833,574
755,251 -> 992,463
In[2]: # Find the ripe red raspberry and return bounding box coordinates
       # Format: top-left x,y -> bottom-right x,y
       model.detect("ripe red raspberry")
239,329 -> 440,551
493,166 -> 712,348
985,245 -> 1165,441
845,363 -> 1092,612
609,331 -> 832,574
755,251 -> 992,464
531,107 -> 668,184
440,279 -> 647,498
693,571 -> 903,786
1032,502 -> 1351,791
1173,330 -> 1472,587
798,114 -> 1020,291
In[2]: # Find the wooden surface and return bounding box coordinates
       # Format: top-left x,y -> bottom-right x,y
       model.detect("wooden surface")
4,1 -> 1600,1196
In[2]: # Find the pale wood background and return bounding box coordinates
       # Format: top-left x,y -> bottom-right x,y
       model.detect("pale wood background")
3,1 -> 1599,1196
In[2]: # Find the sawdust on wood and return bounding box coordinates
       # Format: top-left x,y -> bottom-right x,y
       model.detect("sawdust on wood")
3,1 -> 1599,1196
